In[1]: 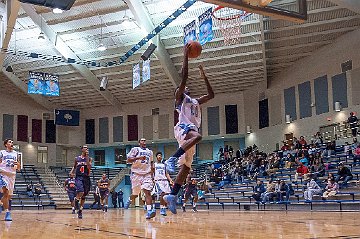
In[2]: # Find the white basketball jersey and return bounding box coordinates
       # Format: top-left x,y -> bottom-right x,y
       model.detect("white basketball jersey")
154,162 -> 167,181
127,147 -> 153,175
176,94 -> 201,128
0,150 -> 18,175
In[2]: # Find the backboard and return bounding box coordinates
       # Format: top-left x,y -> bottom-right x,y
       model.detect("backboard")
202,0 -> 307,23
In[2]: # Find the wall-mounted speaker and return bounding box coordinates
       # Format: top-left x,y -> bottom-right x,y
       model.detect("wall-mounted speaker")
141,43 -> 157,61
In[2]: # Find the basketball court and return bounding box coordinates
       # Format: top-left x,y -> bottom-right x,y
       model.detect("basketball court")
0,209 -> 359,238
1,0 -> 360,238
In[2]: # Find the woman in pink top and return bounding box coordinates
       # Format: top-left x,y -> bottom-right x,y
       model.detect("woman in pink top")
322,178 -> 339,199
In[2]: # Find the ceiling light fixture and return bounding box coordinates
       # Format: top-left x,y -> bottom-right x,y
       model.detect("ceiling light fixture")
97,43 -> 107,51
38,14 -> 46,41
98,17 -> 107,52
53,8 -> 63,14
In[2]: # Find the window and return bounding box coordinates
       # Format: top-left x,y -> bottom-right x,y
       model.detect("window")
114,148 -> 127,164
37,146 -> 48,163
94,150 -> 105,166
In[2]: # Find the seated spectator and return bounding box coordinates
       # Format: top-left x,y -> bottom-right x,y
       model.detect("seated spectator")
252,180 -> 266,203
275,180 -> 290,202
266,156 -> 280,176
299,136 -> 307,148
261,181 -> 276,203
295,162 -> 309,181
217,171 -> 232,190
26,184 -> 33,197
322,178 -> 339,200
311,132 -> 323,147
353,144 -> 360,166
335,163 -> 353,187
34,183 -> 42,196
285,153 -> 295,169
344,142 -> 352,157
298,153 -> 309,166
311,159 -> 325,178
304,174 -> 322,201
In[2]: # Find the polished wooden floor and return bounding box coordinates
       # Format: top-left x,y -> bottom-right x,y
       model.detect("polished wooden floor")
0,209 -> 359,238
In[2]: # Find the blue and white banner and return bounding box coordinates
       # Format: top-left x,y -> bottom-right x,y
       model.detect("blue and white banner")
28,71 -> 45,95
142,59 -> 150,83
198,8 -> 213,45
44,73 -> 60,96
133,63 -> 141,89
184,20 -> 197,45
54,109 -> 80,126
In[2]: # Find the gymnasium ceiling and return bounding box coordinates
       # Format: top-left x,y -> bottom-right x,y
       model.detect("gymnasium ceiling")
0,0 -> 360,110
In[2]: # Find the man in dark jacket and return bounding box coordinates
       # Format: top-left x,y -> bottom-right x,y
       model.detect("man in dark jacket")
348,112 -> 358,137
252,180 -> 266,202
111,190 -> 118,208
336,163 -> 353,187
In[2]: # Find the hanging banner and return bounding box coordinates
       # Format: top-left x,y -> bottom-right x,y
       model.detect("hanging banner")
198,8 -> 213,45
28,71 -> 45,95
44,73 -> 60,96
183,20 -> 197,45
142,59 -> 151,83
133,63 -> 141,89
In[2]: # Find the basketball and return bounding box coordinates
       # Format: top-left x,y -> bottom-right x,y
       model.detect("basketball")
188,41 -> 202,58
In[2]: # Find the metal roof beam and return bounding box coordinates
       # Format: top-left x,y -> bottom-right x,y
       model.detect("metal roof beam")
124,0 -> 182,87
21,3 -> 122,110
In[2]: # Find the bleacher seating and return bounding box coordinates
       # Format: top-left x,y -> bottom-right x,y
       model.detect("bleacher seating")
10,165 -> 55,210
190,148 -> 360,212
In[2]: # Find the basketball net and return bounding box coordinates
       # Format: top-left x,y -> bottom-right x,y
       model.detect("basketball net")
212,6 -> 253,46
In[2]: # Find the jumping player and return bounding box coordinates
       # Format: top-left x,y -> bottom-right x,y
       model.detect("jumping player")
0,139 -> 20,221
164,44 -> 214,214
153,152 -> 173,216
64,172 -> 77,214
182,175 -> 198,212
125,138 -> 155,219
70,145 -> 92,219
98,173 -> 110,212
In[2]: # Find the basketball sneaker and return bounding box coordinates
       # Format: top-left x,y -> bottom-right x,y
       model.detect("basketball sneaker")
104,206 -> 108,212
124,200 -> 131,209
146,209 -> 156,219
165,157 -> 177,174
72,208 -> 76,214
4,212 -> 12,221
182,206 -> 186,212
192,207 -> 198,212
160,208 -> 167,216
74,198 -> 79,211
78,210 -> 83,219
163,195 -> 177,214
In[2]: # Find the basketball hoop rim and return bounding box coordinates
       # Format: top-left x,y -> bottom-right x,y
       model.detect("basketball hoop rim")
212,6 -> 250,21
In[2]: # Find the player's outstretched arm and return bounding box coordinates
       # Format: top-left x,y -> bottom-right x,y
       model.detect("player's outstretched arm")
70,158 -> 77,175
197,65 -> 214,105
176,44 -> 191,104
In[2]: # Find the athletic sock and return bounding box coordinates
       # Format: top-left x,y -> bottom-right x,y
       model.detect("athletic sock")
160,205 -> 166,209
171,183 -> 182,195
183,203 -> 186,207
146,205 -> 152,211
172,147 -> 185,158
193,202 -> 196,207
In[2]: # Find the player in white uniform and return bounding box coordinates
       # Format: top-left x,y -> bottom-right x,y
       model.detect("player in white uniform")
0,139 -> 20,221
153,152 -> 173,216
164,44 -> 214,214
125,138 -> 155,219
